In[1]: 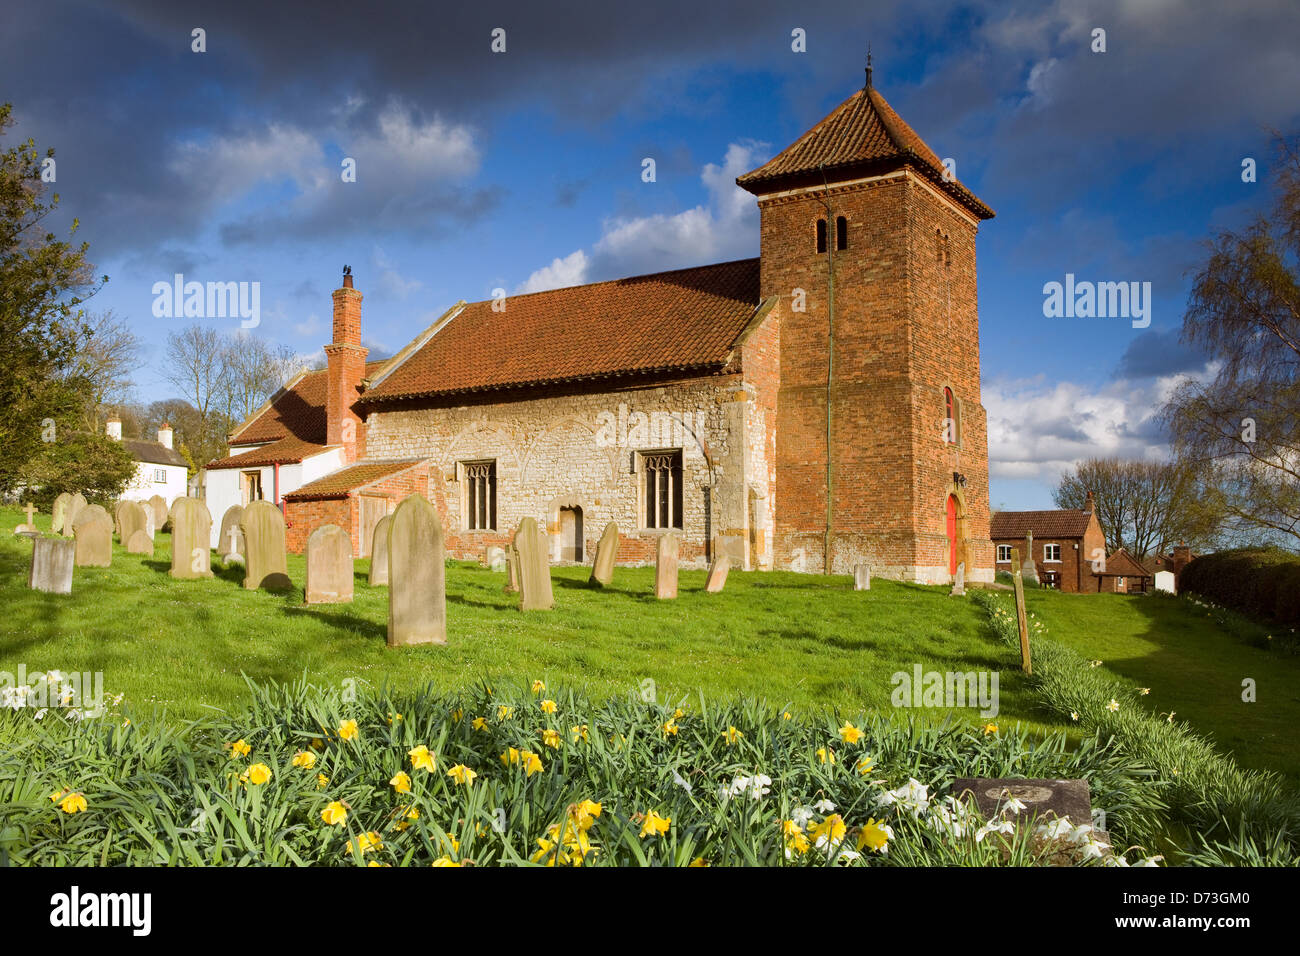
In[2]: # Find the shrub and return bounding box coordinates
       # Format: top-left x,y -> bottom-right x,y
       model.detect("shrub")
1179,548 -> 1300,626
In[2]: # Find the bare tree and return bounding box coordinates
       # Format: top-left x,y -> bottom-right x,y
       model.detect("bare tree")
164,325 -> 232,468
222,334 -> 300,423
62,309 -> 140,430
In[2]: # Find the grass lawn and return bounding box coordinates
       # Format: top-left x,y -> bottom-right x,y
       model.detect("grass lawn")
3,505 -> 1299,780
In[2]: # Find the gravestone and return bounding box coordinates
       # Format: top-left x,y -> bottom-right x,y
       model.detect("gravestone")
29,537 -> 74,594
51,493 -> 72,535
589,521 -> 618,587
387,493 -> 446,646
65,493 -> 88,534
655,533 -> 679,599
485,545 -> 506,572
113,500 -> 129,541
169,497 -> 214,579
950,561 -> 966,597
73,517 -> 112,568
514,517 -> 554,611
119,501 -> 148,546
149,495 -> 168,532
704,554 -> 730,593
14,502 -> 39,535
219,505 -> 246,565
1022,531 -> 1040,585
368,514 -> 393,586
74,503 -> 111,532
503,544 -> 520,593
143,504 -> 156,540
854,564 -> 871,591
952,777 -> 1094,829
306,524 -> 354,604
126,529 -> 153,555
241,500 -> 290,590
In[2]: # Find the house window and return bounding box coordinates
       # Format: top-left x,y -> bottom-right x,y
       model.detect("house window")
835,216 -> 848,251
642,450 -> 683,530
996,545 -> 1012,563
463,461 -> 497,531
1044,544 -> 1062,563
1117,576 -> 1126,590
816,218 -> 827,254
153,468 -> 167,483
936,229 -> 951,267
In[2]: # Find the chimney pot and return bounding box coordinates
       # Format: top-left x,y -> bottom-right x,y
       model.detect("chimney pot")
105,417 -> 122,441
158,422 -> 174,450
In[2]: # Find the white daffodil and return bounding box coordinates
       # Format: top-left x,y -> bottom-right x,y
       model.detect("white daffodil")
672,769 -> 693,794
791,805 -> 816,827
1035,818 -> 1074,840
975,820 -> 1015,842
813,799 -> 837,813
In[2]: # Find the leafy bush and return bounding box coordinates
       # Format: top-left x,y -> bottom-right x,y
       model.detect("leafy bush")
0,677 -> 1167,867
1179,548 -> 1300,627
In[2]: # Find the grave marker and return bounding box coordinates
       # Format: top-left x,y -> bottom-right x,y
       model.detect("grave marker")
169,497 -> 213,579
514,517 -> 554,611
126,529 -> 153,555
854,564 -> 871,591
589,521 -> 618,587
219,505 -> 245,565
368,514 -> 393,586
306,524 -> 354,604
241,500 -> 290,590
655,533 -> 679,599
51,493 -> 72,535
704,554 -> 730,593
119,501 -> 148,546
149,495 -> 168,532
29,537 -> 74,594
14,501 -> 38,535
387,493 -> 446,646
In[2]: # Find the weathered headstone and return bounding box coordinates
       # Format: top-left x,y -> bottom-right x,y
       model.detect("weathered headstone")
126,529 -> 154,555
73,517 -> 112,568
1022,531 -> 1040,585
514,517 -> 554,611
503,544 -> 519,593
168,497 -> 214,579
952,777 -> 1094,829
704,554 -> 730,593
368,513 -> 393,586
65,493 -> 88,534
29,537 -> 74,594
240,500 -> 290,590
1012,547 -> 1032,675
306,524 -> 354,604
143,503 -> 156,540
387,493 -> 446,646
149,495 -> 168,532
485,545 -> 506,572
113,500 -> 129,541
14,501 -> 39,535
219,505 -> 246,565
589,521 -> 619,587
51,493 -> 72,535
73,503 -> 111,532
854,564 -> 871,591
119,501 -> 148,546
950,561 -> 966,597
655,533 -> 679,599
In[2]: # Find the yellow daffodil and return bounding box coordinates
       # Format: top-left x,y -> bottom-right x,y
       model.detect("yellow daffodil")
839,722 -> 864,744
346,831 -> 382,854
809,813 -> 846,846
856,755 -> 875,776
451,707 -> 463,723
448,764 -> 477,787
390,771 -> 412,794
781,819 -> 810,855
292,750 -> 317,769
542,729 -> 561,749
570,724 -> 588,742
497,705 -> 513,721
338,720 -> 358,741
782,711 -> 792,720
540,698 -> 557,714
721,726 -> 743,745
982,722 -> 999,735
569,800 -> 602,829
639,810 -> 671,838
58,792 -> 87,814
816,746 -> 836,764
662,719 -> 678,737
408,745 -> 437,773
321,801 -> 348,826
386,712 -> 402,725
690,857 -> 709,867
531,680 -> 546,694
673,709 -> 684,719
472,717 -> 488,731
247,763 -> 272,785
521,750 -> 544,776
857,817 -> 892,853
316,773 -> 329,789
227,739 -> 251,758
500,747 -> 521,766
49,789 -> 68,803
431,856 -> 461,867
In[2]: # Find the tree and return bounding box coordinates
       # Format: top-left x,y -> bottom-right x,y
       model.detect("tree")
20,430 -> 136,506
0,102 -> 106,494
62,309 -> 140,432
163,325 -> 233,470
1163,133 -> 1300,549
1052,457 -> 1215,558
222,334 -> 298,423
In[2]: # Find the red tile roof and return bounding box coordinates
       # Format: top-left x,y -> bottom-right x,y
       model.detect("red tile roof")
208,436 -> 336,469
1100,548 -> 1151,578
361,259 -> 763,404
736,84 -> 994,220
282,459 -> 426,501
230,361 -> 388,447
991,509 -> 1094,540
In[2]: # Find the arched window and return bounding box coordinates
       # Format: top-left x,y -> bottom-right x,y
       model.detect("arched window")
943,386 -> 959,445
816,218 -> 827,254
835,216 -> 847,250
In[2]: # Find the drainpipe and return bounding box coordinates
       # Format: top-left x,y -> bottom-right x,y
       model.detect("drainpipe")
817,163 -> 835,575
274,463 -> 281,511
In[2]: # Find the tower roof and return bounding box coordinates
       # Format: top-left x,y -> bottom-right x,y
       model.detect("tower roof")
736,81 -> 994,220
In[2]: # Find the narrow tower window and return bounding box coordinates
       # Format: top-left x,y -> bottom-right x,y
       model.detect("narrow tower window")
816,218 -> 827,254
943,387 -> 960,445
836,216 -> 847,250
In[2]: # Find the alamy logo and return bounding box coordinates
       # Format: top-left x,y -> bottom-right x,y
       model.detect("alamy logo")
49,886 -> 151,936
1042,274 -> 1151,328
891,665 -> 1000,717
595,404 -> 702,450
151,273 -> 261,328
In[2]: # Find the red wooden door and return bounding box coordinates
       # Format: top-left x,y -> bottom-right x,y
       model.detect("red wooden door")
946,496 -> 958,574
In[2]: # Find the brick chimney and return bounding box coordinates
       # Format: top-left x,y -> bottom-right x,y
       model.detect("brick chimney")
158,422 -> 174,450
325,266 -> 367,463
1083,489 -> 1095,513
1172,541 -> 1191,577
105,416 -> 122,441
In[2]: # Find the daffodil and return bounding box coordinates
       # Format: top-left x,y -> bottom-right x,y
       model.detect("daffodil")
431,856 -> 461,867
338,720 -> 358,741
500,747 -> 521,766
346,831 -> 383,854
58,791 -> 87,814
316,773 -> 329,789
690,857 -> 709,867
856,755 -> 875,776
321,801 -> 348,826
816,746 -> 836,764
857,818 -> 893,853
521,750 -> 544,776
540,699 -> 557,714
390,771 -> 412,794
472,717 -> 488,731
570,724 -> 588,742
662,719 -> 678,737
247,763 -> 272,785
531,679 -> 546,694
639,810 -> 671,838
809,813 -> 846,849
227,739 -> 251,758
721,726 -> 743,745
448,764 -> 477,787
408,745 -> 436,772
292,750 -> 317,769
982,722 -> 998,735
541,729 -> 561,749
838,722 -> 864,744
450,707 -> 463,723
497,705 -> 513,721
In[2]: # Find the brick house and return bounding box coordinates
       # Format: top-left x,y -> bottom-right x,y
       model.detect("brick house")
990,493 -> 1108,592
1142,543 -> 1195,592
205,71 -> 997,580
1096,547 -> 1154,594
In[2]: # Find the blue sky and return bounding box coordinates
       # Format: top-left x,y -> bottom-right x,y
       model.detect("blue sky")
4,0 -> 1299,508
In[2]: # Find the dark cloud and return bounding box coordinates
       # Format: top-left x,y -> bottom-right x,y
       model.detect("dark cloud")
1115,327 -> 1211,380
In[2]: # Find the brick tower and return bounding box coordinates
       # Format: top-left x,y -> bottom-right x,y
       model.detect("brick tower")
737,67 -> 996,582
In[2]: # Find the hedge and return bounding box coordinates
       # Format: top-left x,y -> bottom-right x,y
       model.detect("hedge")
1179,548 -> 1300,627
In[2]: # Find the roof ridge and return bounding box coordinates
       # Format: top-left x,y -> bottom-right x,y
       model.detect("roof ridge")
491,256 -> 759,305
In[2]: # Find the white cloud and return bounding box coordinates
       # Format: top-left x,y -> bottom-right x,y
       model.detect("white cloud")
371,245 -> 423,300
516,139 -> 768,293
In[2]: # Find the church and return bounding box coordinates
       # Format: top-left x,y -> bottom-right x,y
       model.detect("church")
204,70 -> 996,583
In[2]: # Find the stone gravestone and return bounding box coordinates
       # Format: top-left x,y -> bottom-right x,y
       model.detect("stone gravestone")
143,504 -> 156,540
589,521 -> 618,587
72,509 -> 112,568
704,554 -> 730,593
503,544 -> 520,593
241,500 -> 290,590
169,497 -> 214,579
219,505 -> 246,566
113,500 -> 129,541
119,501 -> 148,547
952,777 -> 1097,841
514,517 -> 554,611
387,493 -> 446,646
306,524 -> 354,604
485,545 -> 506,572
950,561 -> 966,597
29,537 -> 75,594
126,529 -> 153,555
854,564 -> 871,591
1022,531 -> 1040,585
368,513 -> 393,586
149,495 -> 168,532
655,533 -> 679,600
14,502 -> 39,535
51,493 -> 72,535
65,493 -> 88,535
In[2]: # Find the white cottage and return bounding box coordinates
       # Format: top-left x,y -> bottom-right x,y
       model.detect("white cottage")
105,417 -> 189,506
